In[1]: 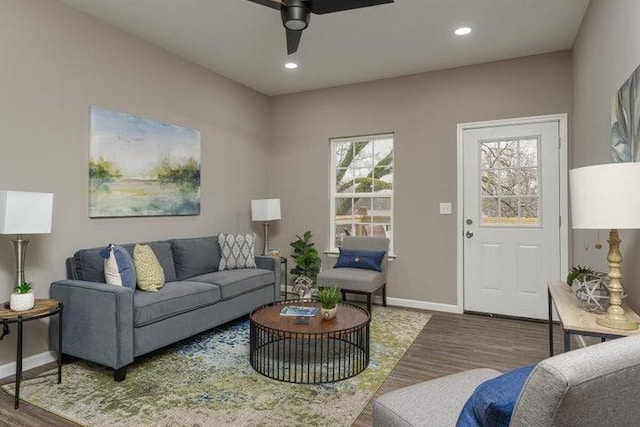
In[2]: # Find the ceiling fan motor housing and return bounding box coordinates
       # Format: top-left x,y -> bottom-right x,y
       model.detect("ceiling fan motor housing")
281,0 -> 310,31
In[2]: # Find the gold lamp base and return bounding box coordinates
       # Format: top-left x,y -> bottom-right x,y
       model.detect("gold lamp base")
596,315 -> 638,330
596,229 -> 639,331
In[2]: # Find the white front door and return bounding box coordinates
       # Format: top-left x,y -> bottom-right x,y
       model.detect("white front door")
461,118 -> 564,319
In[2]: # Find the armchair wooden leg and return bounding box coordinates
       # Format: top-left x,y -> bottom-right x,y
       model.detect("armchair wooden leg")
382,284 -> 387,307
367,294 -> 372,314
341,290 -> 347,302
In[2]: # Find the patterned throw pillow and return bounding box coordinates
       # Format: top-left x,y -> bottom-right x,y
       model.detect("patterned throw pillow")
133,244 -> 165,292
100,243 -> 136,289
218,233 -> 257,271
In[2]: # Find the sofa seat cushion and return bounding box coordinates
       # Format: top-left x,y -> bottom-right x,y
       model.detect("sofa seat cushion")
189,269 -> 274,300
373,368 -> 502,427
133,281 -> 221,327
317,267 -> 385,292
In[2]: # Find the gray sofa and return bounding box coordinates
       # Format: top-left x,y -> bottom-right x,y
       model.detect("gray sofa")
373,333 -> 640,426
50,236 -> 280,381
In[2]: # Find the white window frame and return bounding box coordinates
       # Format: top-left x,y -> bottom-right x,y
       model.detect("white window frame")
329,133 -> 394,254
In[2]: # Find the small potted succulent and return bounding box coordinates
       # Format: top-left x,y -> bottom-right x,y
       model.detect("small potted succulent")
10,282 -> 35,312
317,285 -> 341,320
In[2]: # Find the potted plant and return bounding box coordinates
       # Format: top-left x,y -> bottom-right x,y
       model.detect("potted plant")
566,265 -> 596,288
290,231 -> 321,283
317,285 -> 341,320
10,282 -> 35,311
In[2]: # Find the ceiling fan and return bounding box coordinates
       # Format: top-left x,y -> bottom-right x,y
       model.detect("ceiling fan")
247,0 -> 394,55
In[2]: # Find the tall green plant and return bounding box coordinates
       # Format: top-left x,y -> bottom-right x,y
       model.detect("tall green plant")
290,231 -> 321,282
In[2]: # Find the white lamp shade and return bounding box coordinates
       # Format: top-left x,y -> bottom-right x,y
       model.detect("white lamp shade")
251,199 -> 281,221
570,162 -> 640,229
0,191 -> 53,234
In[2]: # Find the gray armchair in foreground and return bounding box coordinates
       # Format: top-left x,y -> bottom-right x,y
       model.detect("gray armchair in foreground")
373,334 -> 640,426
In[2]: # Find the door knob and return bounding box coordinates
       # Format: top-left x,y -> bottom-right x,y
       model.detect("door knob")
465,231 -> 474,239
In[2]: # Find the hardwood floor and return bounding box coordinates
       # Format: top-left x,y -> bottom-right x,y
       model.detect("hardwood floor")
0,311 -> 565,426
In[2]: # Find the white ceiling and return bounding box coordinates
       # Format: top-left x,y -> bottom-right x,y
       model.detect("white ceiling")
56,0 -> 590,96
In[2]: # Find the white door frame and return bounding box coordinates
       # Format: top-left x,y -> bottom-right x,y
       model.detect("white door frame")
456,114 -> 569,313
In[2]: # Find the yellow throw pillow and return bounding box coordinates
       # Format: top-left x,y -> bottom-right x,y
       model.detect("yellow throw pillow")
133,244 -> 165,292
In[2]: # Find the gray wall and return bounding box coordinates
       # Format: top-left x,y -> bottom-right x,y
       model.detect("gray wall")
8,0 -> 630,370
572,0 -> 640,310
269,51 -> 572,306
0,0 -> 270,364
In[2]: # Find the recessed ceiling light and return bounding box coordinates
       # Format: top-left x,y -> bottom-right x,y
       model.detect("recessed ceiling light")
455,27 -> 472,36
284,62 -> 298,69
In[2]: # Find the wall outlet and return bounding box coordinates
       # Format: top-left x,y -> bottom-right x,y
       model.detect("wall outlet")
439,202 -> 452,214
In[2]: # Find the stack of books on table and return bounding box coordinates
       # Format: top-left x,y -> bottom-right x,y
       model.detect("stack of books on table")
279,305 -> 319,317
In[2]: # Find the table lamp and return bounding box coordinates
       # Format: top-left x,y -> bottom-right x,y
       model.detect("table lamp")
251,198 -> 281,256
0,191 -> 54,289
570,163 -> 640,330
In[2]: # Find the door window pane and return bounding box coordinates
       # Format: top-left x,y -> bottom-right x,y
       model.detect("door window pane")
479,137 -> 540,226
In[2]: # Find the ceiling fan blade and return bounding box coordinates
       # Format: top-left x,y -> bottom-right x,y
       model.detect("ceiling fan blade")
308,0 -> 393,14
247,0 -> 282,10
286,28 -> 303,54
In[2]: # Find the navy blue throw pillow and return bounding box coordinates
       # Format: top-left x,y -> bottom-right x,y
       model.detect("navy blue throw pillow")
456,365 -> 535,427
334,247 -> 386,272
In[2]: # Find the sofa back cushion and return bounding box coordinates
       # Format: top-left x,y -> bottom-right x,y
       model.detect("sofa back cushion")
72,241 -> 177,283
170,236 -> 220,280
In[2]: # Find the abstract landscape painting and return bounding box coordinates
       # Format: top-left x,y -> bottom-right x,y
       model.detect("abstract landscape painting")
89,107 -> 201,217
611,63 -> 640,162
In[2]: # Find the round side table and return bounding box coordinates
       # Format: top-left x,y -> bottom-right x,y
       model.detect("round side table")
0,299 -> 63,409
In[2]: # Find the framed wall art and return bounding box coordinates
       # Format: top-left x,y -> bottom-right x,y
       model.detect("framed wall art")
89,106 -> 201,217
611,64 -> 640,162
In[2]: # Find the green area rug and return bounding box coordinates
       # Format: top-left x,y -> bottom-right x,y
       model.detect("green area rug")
3,306 -> 430,427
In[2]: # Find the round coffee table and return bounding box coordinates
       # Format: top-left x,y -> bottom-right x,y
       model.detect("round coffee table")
249,299 -> 370,384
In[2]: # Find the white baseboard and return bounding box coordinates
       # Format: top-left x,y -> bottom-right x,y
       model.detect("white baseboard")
0,351 -> 57,380
281,286 -> 462,314
384,296 -> 462,313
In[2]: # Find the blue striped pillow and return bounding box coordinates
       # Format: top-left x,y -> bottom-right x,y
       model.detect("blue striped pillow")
101,244 -> 136,290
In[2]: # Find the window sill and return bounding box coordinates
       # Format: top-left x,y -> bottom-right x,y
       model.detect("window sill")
323,250 -> 396,260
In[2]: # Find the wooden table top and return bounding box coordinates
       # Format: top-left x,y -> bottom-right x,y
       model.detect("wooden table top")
0,299 -> 60,321
251,300 -> 370,334
549,281 -> 640,336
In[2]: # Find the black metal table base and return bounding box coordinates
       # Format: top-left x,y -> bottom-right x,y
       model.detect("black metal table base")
250,307 -> 369,384
0,303 -> 63,409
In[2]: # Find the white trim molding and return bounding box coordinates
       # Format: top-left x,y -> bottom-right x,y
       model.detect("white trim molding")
456,113 -> 569,314
376,296 -> 462,313
0,350 -> 57,380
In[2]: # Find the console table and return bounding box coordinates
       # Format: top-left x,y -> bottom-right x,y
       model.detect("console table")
0,299 -> 63,408
548,281 -> 640,356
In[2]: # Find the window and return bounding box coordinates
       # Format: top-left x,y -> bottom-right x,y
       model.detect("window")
330,134 -> 394,251
480,137 -> 540,226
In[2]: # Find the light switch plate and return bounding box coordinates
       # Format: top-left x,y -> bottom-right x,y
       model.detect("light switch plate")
439,202 -> 452,214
